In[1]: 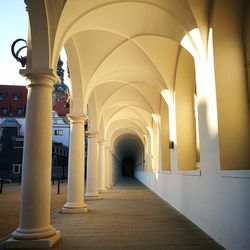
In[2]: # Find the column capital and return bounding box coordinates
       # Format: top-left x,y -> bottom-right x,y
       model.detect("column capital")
98,138 -> 105,144
86,130 -> 98,138
67,114 -> 88,124
20,68 -> 59,89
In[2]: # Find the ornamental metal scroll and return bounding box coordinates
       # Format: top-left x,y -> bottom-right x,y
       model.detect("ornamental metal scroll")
11,39 -> 27,67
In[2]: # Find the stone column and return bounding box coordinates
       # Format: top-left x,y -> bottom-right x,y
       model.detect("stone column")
109,150 -> 113,186
85,131 -> 101,199
6,72 -> 60,248
105,146 -> 111,189
98,139 -> 107,192
61,115 -> 88,213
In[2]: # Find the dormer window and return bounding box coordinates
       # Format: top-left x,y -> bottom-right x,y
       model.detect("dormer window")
0,92 -> 5,100
13,92 -> 20,100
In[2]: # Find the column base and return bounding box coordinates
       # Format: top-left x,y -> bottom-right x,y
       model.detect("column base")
99,188 -> 107,193
5,231 -> 60,249
60,207 -> 88,213
61,202 -> 88,213
85,193 -> 101,200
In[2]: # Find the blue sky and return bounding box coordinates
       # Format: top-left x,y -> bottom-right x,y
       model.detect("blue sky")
0,0 -> 28,85
0,1 -> 69,86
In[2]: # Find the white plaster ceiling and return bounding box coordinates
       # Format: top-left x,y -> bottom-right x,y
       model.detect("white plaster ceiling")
49,0 -> 198,145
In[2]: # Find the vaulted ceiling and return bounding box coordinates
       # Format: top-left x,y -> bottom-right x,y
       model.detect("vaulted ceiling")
27,0 -> 207,155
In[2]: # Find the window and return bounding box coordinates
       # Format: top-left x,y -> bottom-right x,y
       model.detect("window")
54,129 -> 63,136
12,164 -> 22,174
0,92 -> 5,100
17,108 -> 23,116
12,92 -> 20,100
2,107 -> 9,115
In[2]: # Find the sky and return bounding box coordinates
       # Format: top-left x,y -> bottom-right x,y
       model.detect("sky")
0,0 -> 69,86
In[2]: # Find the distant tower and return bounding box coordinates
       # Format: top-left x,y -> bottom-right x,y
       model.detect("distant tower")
57,56 -> 64,84
53,57 -> 70,109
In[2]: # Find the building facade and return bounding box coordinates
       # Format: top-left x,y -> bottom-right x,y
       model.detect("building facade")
0,85 -> 70,181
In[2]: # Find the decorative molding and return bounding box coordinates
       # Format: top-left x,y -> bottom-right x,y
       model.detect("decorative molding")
220,170 -> 250,179
174,169 -> 201,176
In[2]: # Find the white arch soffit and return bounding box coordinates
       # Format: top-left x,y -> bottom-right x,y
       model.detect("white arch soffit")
115,137 -> 144,152
98,117 -> 105,140
104,113 -> 147,138
64,37 -> 85,115
87,80 -> 158,115
106,120 -> 146,145
102,105 -> 150,130
83,32 -> 168,95
52,0 -> 197,65
98,104 -> 151,131
108,128 -> 143,150
110,129 -> 144,151
87,92 -> 98,131
102,101 -> 153,124
85,66 -> 164,108
180,28 -> 205,60
114,138 -> 144,157
105,119 -> 147,140
94,80 -> 157,121
26,1 -> 51,70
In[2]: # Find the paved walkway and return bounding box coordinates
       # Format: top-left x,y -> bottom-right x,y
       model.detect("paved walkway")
1,178 -> 224,250
0,182 -> 67,239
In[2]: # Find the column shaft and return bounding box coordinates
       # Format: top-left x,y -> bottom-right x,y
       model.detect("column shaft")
109,150 -> 113,186
98,140 -> 106,192
61,115 -> 88,213
85,131 -> 100,199
6,73 -> 60,248
105,146 -> 111,189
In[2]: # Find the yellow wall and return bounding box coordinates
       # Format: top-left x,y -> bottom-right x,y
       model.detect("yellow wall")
152,117 -> 159,172
160,97 -> 171,171
175,49 -> 197,170
213,0 -> 250,170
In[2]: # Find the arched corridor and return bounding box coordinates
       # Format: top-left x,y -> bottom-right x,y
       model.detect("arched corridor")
2,1 -> 250,250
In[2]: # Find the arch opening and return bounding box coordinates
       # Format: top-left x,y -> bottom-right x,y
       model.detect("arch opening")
114,135 -> 144,178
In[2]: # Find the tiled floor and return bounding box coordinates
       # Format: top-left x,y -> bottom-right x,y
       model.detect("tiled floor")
1,178 -> 224,249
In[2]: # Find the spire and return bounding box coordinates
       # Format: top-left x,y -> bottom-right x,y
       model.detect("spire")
57,56 -> 64,84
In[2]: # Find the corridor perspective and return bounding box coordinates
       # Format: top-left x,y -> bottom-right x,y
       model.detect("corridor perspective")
2,1 -> 250,250
1,178 -> 224,250
48,178 -> 224,249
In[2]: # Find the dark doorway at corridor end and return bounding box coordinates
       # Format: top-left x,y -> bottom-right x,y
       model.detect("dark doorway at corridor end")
122,157 -> 135,177
114,134 -> 144,180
